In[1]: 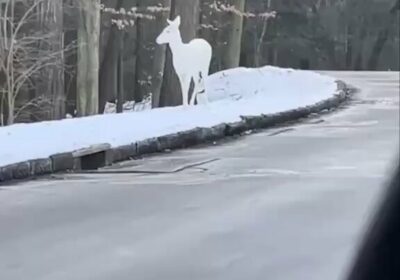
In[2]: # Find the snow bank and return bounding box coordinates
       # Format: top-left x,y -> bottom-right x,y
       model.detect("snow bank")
0,66 -> 337,167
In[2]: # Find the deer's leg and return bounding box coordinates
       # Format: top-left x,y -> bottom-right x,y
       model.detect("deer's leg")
190,74 -> 200,106
198,70 -> 208,104
191,70 -> 207,105
178,75 -> 190,106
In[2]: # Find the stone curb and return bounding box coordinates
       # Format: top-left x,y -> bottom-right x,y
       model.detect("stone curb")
0,80 -> 352,185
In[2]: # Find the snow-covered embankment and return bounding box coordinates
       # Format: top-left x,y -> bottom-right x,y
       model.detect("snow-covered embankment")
0,66 -> 338,167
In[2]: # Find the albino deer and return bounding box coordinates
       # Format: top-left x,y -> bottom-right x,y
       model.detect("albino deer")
156,16 -> 212,106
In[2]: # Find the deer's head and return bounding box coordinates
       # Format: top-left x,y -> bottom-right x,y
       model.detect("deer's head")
156,16 -> 181,45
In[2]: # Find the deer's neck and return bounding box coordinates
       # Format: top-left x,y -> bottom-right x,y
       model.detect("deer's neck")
168,32 -> 184,54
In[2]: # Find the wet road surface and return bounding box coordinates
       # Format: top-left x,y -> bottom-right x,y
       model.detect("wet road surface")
0,71 -> 399,280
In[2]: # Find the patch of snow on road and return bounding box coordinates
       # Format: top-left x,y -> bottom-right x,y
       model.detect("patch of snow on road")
0,66 -> 337,167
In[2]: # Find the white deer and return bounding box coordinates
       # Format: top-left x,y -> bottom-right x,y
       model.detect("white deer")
156,16 -> 212,106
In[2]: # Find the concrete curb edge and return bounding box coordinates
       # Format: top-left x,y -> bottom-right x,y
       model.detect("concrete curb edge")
0,80 -> 353,185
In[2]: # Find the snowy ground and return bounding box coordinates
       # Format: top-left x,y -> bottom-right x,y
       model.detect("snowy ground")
0,66 -> 337,167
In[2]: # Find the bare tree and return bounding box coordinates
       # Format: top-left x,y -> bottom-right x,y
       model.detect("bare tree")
0,0 -> 69,125
40,0 -> 65,120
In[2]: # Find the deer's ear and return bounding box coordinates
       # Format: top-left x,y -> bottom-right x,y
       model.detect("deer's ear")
174,15 -> 181,26
167,19 -> 172,25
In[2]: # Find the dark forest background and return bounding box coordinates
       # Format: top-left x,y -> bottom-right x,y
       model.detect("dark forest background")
1,0 -> 399,126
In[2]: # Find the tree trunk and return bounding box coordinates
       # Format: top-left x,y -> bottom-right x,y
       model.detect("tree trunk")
6,98 -> 14,125
345,24 -> 353,70
1,95 -> 12,126
367,0 -> 399,70
116,46 -> 124,113
98,26 -> 120,111
352,25 -> 367,70
367,30 -> 389,70
0,95 -> 4,126
50,0 -> 65,120
254,19 -> 268,67
98,0 -> 125,113
63,0 -> 79,117
160,0 -> 200,107
77,0 -> 100,117
121,0 -> 138,103
135,0 -> 152,103
199,0 -> 220,73
254,0 -> 272,67
151,45 -> 167,108
151,0 -> 171,108
199,0 -> 216,45
220,0 -> 246,70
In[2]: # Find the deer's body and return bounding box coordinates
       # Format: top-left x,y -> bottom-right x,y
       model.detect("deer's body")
156,16 -> 212,106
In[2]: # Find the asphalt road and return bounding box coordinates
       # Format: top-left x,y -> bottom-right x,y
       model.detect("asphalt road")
0,72 -> 399,280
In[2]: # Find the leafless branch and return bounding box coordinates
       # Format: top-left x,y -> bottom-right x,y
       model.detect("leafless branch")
0,0 -> 75,125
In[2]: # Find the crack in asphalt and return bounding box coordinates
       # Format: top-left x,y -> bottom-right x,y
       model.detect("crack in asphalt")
268,128 -> 296,136
74,158 -> 220,175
